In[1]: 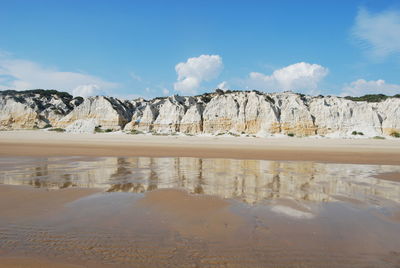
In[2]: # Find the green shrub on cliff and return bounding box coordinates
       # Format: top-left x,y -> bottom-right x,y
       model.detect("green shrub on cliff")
390,131 -> 400,138
351,131 -> 364,136
129,129 -> 144,135
344,94 -> 400,103
48,128 -> 65,132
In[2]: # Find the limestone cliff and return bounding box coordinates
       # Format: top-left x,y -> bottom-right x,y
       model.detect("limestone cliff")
0,90 -> 81,129
1,89 -> 399,137
55,96 -> 133,130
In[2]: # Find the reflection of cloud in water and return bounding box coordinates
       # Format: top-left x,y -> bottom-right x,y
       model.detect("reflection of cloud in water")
1,156 -> 400,205
271,205 -> 314,219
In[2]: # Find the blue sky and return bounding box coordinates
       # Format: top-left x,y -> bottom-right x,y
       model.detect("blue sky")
1,0 -> 400,98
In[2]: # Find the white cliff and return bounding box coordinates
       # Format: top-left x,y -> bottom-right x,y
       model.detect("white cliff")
377,98 -> 400,135
124,102 -> 159,132
309,96 -> 383,137
65,119 -> 97,133
180,103 -> 204,134
0,90 -> 79,129
202,93 -> 240,134
242,92 -> 279,134
56,96 -> 133,130
1,89 -> 399,138
152,96 -> 187,133
276,93 -> 317,136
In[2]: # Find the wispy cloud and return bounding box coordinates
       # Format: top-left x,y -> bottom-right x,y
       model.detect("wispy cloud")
129,71 -> 142,82
174,54 -> 223,95
352,7 -> 400,60
162,88 -> 170,96
0,53 -> 118,97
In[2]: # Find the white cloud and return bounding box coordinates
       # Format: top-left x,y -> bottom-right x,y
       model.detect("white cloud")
72,84 -> 101,98
352,7 -> 400,59
245,62 -> 328,93
217,81 -> 229,91
0,54 -> 118,97
174,54 -> 223,94
341,79 -> 400,96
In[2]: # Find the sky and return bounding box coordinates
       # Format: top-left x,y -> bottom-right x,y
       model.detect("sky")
1,0 -> 400,99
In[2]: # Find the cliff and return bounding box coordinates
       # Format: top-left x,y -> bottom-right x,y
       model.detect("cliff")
0,90 -> 82,129
1,89 -> 399,138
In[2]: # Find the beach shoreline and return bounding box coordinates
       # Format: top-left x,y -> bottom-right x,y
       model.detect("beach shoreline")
1,130 -> 399,165
1,131 -> 400,267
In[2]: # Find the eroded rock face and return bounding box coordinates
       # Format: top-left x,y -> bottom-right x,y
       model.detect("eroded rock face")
153,96 -> 187,133
1,89 -> 399,137
377,98 -> 400,135
56,96 -> 133,130
0,90 -> 78,129
125,103 -> 159,132
65,119 -> 97,134
243,92 -> 279,134
180,103 -> 204,134
203,94 -> 240,134
276,93 -> 316,136
310,97 -> 382,136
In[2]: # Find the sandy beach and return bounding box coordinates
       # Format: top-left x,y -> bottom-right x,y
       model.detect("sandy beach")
1,130 -> 400,165
1,131 -> 400,267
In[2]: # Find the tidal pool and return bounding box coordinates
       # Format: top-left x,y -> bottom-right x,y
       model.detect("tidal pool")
0,156 -> 400,267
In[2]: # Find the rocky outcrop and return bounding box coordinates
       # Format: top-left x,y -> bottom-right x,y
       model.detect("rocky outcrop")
273,93 -> 316,135
153,96 -> 187,133
65,119 -> 97,133
124,102 -> 159,132
1,89 -> 399,137
0,90 -> 80,129
241,92 -> 279,134
55,96 -> 133,130
377,98 -> 400,135
202,94 -> 239,134
180,103 -> 204,134
310,96 -> 383,137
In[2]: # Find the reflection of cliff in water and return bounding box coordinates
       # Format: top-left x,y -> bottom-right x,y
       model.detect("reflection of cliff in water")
1,156 -> 400,204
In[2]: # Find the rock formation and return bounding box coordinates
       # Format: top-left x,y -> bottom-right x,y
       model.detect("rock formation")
152,95 -> 187,133
1,89 -> 399,137
65,119 -> 97,133
0,90 -> 81,129
55,96 -> 133,130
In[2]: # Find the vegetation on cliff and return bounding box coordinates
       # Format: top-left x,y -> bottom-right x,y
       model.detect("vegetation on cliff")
344,94 -> 400,103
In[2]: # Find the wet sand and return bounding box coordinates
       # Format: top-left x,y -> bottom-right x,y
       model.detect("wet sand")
1,133 -> 400,267
375,172 -> 400,182
0,185 -> 100,221
0,130 -> 400,165
137,189 -> 244,240
0,257 -> 84,268
1,182 -> 400,267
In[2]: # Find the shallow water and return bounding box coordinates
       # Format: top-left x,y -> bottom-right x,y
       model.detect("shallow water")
0,156 -> 400,267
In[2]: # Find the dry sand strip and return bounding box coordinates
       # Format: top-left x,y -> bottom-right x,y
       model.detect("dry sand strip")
1,131 -> 400,165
